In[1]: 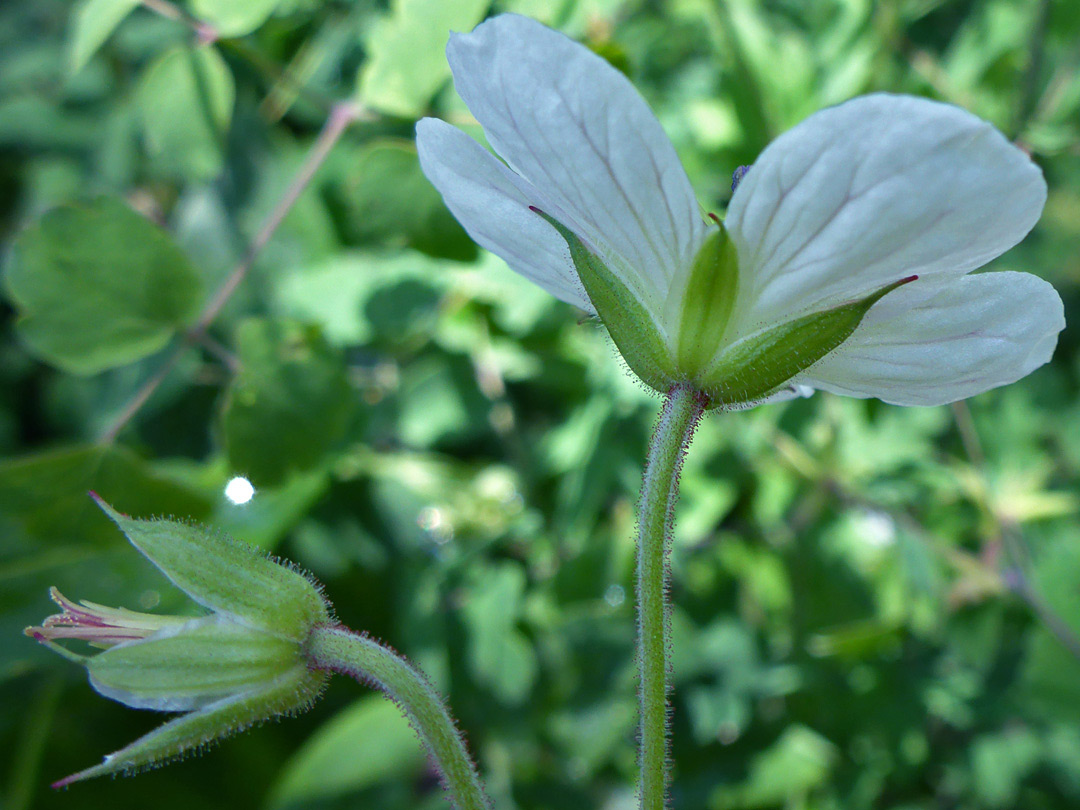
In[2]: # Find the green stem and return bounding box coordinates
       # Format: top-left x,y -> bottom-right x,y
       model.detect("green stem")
306,624 -> 490,810
637,385 -> 706,810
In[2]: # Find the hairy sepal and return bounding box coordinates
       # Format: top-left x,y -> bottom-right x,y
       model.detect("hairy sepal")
673,221 -> 739,375
531,208 -> 677,393
698,276 -> 917,406
92,495 -> 330,641
53,664 -> 327,788
87,615 -> 305,712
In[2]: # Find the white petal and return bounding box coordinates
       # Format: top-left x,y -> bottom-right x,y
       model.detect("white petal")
446,13 -> 705,301
801,272 -> 1064,406
416,117 -> 592,310
726,94 -> 1047,335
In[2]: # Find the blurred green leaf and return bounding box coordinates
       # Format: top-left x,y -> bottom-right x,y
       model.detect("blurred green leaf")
190,0 -> 281,37
1019,538 -> 1080,724
357,0 -> 490,117
0,443 -> 211,549
68,0 -> 141,74
339,139 -> 477,261
970,729 -> 1043,809
709,725 -> 838,810
4,197 -> 203,374
136,43 -> 234,181
266,696 -> 425,809
221,319 -> 356,488
462,561 -> 538,705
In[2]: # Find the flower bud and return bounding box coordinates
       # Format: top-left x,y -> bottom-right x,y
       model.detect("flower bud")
25,495 -> 331,787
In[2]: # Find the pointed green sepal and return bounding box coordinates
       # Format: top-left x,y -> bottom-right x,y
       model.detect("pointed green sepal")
53,663 -> 327,788
531,208 -> 678,392
697,275 -> 918,406
87,615 -> 310,711
91,495 -> 330,641
673,220 -> 739,375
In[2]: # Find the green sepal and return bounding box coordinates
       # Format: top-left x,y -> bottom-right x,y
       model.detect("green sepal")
673,221 -> 739,375
697,275 -> 918,406
53,663 -> 327,788
87,616 -> 305,711
532,208 -> 678,393
92,496 -> 330,642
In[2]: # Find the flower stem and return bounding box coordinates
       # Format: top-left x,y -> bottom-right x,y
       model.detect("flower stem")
306,624 -> 490,810
637,385 -> 706,810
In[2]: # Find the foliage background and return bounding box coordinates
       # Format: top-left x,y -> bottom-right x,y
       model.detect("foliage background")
2,0 -> 1080,808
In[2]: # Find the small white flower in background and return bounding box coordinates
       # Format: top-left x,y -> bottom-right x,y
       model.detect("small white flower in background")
417,14 -> 1064,409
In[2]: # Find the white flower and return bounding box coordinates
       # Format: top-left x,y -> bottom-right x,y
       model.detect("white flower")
416,14 -> 1064,408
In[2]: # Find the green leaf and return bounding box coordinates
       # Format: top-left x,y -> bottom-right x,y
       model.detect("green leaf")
970,729 -> 1043,809
68,0 -> 142,74
461,561 -> 537,705
221,319 -> 355,488
0,444 -> 211,549
136,43 -> 234,181
189,0 -> 280,37
272,252 -> 453,348
1019,539 -> 1080,724
397,357 -> 488,448
266,696 -> 425,809
357,0 -> 490,117
710,725 -> 838,809
338,139 -> 477,261
4,197 -> 203,374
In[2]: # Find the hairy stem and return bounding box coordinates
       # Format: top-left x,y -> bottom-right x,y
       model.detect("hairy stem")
637,385 -> 706,810
307,624 -> 490,810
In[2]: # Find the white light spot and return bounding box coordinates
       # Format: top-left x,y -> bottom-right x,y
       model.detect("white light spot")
718,722 -> 740,745
418,506 -> 453,544
604,584 -> 625,607
858,510 -> 896,547
224,476 -> 255,505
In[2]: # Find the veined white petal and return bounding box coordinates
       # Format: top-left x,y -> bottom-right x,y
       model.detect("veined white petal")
726,94 -> 1047,336
416,117 -> 592,311
446,13 -> 706,302
800,272 -> 1064,406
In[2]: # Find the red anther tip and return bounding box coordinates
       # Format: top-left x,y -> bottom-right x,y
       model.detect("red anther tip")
707,212 -> 721,226
901,274 -> 919,284
528,205 -> 542,214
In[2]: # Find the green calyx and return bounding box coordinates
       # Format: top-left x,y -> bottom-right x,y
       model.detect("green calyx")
92,495 -> 331,641
57,654 -> 326,787
533,208 -> 915,408
695,275 -> 918,405
87,615 -> 315,712
531,208 -> 678,393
